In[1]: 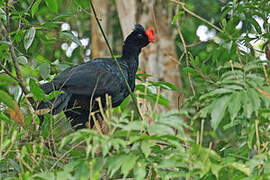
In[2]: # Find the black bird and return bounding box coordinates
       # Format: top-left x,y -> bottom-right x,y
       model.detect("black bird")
38,24 -> 155,130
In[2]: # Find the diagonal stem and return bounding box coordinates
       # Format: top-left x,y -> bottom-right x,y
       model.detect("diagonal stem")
89,0 -> 143,120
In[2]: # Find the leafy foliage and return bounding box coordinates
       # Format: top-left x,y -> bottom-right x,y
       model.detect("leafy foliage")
0,0 -> 270,179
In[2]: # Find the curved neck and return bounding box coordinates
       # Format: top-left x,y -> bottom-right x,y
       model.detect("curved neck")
121,43 -> 141,59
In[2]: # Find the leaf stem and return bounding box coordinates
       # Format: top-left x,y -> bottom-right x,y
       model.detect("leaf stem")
89,0 -> 143,120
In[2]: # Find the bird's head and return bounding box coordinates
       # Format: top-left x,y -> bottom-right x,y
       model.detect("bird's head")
124,24 -> 155,48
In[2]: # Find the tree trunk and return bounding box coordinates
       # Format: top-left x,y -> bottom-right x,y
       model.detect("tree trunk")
116,0 -> 182,110
115,0 -> 136,38
90,0 -> 110,58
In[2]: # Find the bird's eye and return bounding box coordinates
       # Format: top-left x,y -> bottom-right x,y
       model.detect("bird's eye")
137,34 -> 143,38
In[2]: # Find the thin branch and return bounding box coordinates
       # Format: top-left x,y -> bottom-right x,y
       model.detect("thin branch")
171,0 -> 224,33
0,63 -> 19,81
89,0 -> 143,120
4,2 -> 29,95
175,5 -> 196,96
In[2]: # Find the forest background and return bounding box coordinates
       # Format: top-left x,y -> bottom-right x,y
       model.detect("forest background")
1,0 -> 270,179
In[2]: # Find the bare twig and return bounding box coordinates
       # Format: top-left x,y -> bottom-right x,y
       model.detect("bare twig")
50,141 -> 85,170
171,0 -> 224,33
89,0 -> 143,120
175,5 -> 196,96
3,2 -> 29,95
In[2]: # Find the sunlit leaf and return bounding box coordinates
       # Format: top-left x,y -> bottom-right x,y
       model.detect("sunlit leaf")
0,90 -> 14,109
211,95 -> 231,130
45,0 -> 58,13
29,78 -> 45,100
61,32 -> 83,47
39,63 -> 51,79
228,92 -> 241,120
31,0 -> 41,17
121,155 -> 137,178
24,27 -> 36,50
171,11 -> 184,24
17,56 -> 28,65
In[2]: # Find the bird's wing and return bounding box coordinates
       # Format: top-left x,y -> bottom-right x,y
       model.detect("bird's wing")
52,60 -> 129,98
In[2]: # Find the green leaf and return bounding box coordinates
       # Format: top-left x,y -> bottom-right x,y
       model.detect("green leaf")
29,79 -> 45,100
121,155 -> 137,178
141,140 -> 153,157
183,67 -> 197,74
39,63 -> 51,79
200,88 -> 234,101
250,16 -> 262,34
242,92 -> 252,118
149,124 -> 175,135
0,90 -> 14,109
53,14 -> 73,20
228,92 -> 241,120
0,41 -> 11,46
24,27 -> 36,50
0,7 -> 6,21
226,162 -> 251,176
31,0 -> 41,17
147,81 -> 179,91
107,155 -> 126,177
0,113 -> 9,121
134,161 -> 146,180
211,95 -> 231,130
17,56 -> 28,65
45,0 -> 58,13
0,74 -> 17,84
171,11 -> 184,24
248,88 -> 261,115
61,32 -> 82,47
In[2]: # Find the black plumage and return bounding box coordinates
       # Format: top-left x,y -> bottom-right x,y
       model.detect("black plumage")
38,24 -> 154,129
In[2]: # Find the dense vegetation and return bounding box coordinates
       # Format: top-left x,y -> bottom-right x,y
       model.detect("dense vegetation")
0,0 -> 270,179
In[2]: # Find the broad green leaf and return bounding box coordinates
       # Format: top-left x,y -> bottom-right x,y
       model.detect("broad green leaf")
107,155 -> 126,177
134,161 -> 146,180
211,163 -> 223,178
31,0 -> 41,17
45,0 -> 58,13
29,79 -> 45,100
227,162 -> 251,176
17,56 -> 28,65
61,32 -> 82,47
121,155 -> 137,178
39,63 -> 51,79
24,27 -> 36,50
0,74 -> 17,84
248,88 -> 261,114
228,92 -> 241,120
148,124 -> 175,135
0,90 -> 14,109
211,95 -> 231,130
141,140 -> 153,157
200,88 -> 233,100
